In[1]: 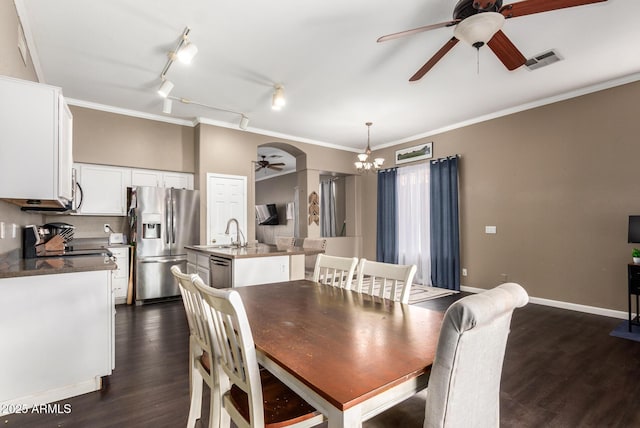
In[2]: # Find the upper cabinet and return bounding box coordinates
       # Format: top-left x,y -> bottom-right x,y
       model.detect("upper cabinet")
75,164 -> 131,215
74,163 -> 194,216
0,76 -> 73,209
131,169 -> 194,189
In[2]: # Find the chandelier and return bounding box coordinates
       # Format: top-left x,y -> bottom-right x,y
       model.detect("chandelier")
354,122 -> 384,173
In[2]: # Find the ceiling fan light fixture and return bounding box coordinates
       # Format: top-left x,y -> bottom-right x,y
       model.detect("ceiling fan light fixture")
453,12 -> 504,46
272,85 -> 286,110
157,79 -> 174,98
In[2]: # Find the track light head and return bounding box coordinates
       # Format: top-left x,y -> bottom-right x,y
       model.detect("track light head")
271,84 -> 286,110
177,40 -> 198,64
239,115 -> 250,130
157,79 -> 174,98
162,98 -> 172,114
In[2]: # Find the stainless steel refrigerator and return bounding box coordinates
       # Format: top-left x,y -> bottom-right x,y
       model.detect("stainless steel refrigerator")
129,186 -> 200,303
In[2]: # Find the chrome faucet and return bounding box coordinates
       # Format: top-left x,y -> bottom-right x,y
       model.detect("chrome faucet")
224,218 -> 246,248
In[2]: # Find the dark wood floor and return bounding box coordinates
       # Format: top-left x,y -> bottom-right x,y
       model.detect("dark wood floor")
4,292 -> 640,427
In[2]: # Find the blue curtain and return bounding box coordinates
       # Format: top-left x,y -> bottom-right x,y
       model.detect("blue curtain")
377,168 -> 398,263
430,157 -> 460,290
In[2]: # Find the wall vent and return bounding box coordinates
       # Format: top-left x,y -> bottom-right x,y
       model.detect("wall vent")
525,49 -> 563,71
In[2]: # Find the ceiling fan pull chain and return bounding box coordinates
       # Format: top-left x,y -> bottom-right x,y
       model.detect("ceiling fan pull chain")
476,46 -> 480,75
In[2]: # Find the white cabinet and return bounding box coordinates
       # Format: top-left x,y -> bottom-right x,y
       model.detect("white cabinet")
187,250 -> 210,286
131,168 -> 194,189
0,270 -> 114,409
109,246 -> 130,303
75,164 -> 131,215
0,76 -> 73,208
233,256 -> 289,287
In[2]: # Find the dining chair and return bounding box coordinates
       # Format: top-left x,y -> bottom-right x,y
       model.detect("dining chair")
312,254 -> 358,289
192,276 -> 325,428
423,282 -> 529,428
275,236 -> 296,249
354,259 -> 417,304
302,238 -> 327,278
170,266 -> 220,428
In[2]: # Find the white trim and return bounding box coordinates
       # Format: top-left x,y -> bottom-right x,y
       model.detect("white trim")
254,169 -> 296,182
66,98 -> 194,126
13,0 -> 45,83
374,71 -> 640,151
460,285 -> 627,320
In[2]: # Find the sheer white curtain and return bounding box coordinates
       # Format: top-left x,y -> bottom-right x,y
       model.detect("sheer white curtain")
397,163 -> 431,285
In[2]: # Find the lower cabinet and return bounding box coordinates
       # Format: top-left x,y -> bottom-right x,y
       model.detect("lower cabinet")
187,250 -> 210,286
233,256 -> 289,287
109,246 -> 130,304
0,270 -> 114,410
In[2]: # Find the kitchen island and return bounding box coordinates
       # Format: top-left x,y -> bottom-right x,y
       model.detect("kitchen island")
185,244 -> 322,288
0,250 -> 116,415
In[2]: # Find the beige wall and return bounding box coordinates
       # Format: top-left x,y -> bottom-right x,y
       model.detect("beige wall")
71,106 -> 195,172
0,1 -> 42,253
195,123 -> 359,244
366,80 -> 640,312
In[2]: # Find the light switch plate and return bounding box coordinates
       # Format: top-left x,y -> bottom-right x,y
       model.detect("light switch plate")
485,226 -> 497,234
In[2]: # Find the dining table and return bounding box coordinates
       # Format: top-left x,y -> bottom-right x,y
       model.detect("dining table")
234,279 -> 445,428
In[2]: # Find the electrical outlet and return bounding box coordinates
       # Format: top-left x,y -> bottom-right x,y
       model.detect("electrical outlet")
462,268 -> 468,276
104,224 -> 110,233
500,273 -> 508,283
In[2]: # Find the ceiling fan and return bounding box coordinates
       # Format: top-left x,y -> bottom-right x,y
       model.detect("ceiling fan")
377,0 -> 608,81
254,155 -> 285,172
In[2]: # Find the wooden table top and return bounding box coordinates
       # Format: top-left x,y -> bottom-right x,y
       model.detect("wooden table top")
234,280 -> 444,411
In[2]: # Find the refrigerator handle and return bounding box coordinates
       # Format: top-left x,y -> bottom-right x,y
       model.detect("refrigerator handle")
172,197 -> 177,244
166,196 -> 171,245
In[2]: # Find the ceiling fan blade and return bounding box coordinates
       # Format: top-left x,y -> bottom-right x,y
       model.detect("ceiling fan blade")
487,30 -> 526,71
255,167 -> 263,172
499,0 -> 607,19
267,165 -> 284,171
409,37 -> 459,81
377,20 -> 460,43
269,162 -> 285,167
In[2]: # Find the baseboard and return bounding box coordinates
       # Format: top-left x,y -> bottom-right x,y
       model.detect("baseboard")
460,285 -> 627,320
0,377 -> 101,416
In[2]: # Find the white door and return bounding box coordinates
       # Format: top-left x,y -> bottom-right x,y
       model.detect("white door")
206,173 -> 247,245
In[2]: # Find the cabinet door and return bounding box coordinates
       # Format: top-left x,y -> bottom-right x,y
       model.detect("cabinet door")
57,97 -> 73,202
131,169 -> 162,187
76,164 -> 131,215
233,256 -> 289,287
163,172 -> 193,190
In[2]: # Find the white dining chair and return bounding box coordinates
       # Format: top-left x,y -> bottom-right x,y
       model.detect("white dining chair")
354,259 -> 417,304
423,283 -> 529,428
312,254 -> 358,289
192,276 -> 325,428
170,266 -> 220,428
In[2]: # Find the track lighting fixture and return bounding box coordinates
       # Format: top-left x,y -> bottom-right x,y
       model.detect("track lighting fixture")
164,95 -> 250,130
271,84 -> 286,110
157,79 -> 174,98
176,39 -> 198,64
162,98 -> 172,114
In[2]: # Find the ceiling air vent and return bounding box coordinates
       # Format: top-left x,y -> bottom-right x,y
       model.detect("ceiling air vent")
525,50 -> 563,71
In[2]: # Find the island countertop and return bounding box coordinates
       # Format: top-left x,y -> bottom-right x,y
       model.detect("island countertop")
185,244 -> 323,259
0,249 -> 116,279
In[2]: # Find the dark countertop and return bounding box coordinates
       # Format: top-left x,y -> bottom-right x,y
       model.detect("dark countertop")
0,249 -> 117,279
185,244 -> 323,259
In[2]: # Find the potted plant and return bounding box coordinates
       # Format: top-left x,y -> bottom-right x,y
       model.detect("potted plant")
633,248 -> 640,264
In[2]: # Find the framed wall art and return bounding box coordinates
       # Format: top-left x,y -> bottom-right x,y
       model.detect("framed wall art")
395,142 -> 433,165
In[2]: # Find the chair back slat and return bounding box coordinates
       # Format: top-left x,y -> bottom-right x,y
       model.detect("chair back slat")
313,254 -> 358,289
171,266 -> 211,354
355,259 -> 417,304
192,277 -> 265,427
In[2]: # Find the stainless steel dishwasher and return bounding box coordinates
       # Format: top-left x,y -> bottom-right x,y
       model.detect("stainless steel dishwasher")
210,255 -> 232,288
